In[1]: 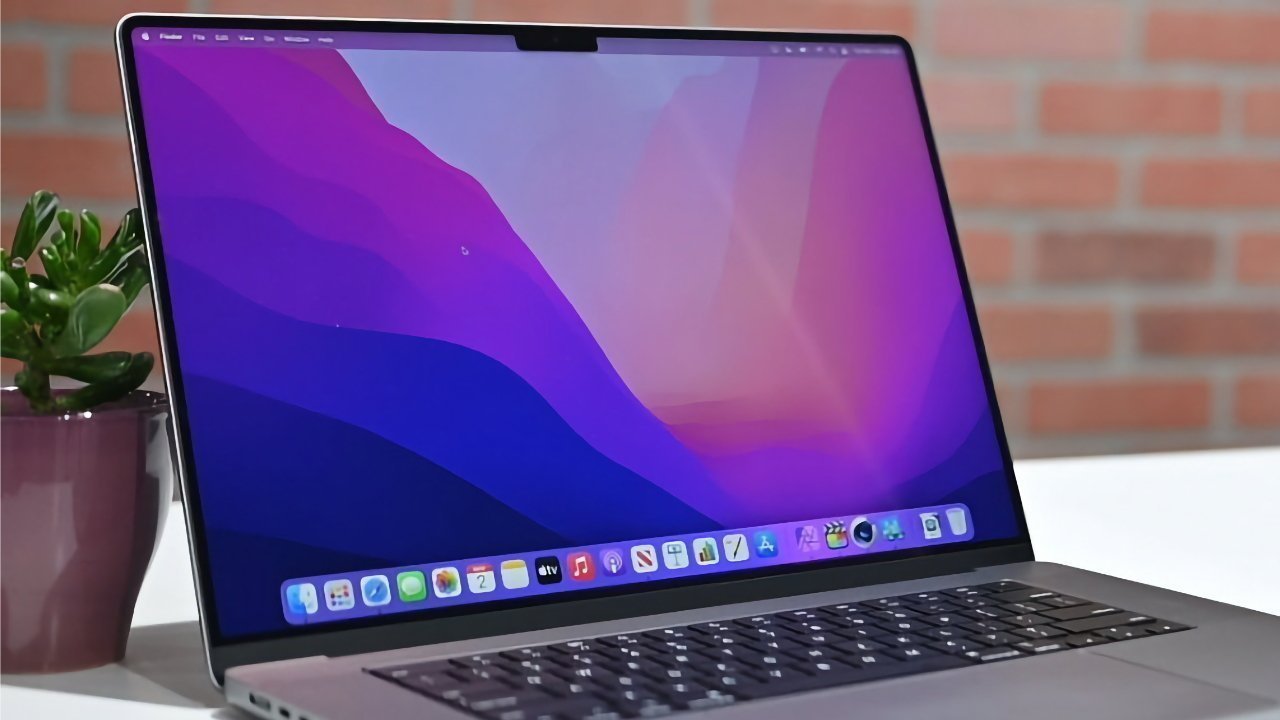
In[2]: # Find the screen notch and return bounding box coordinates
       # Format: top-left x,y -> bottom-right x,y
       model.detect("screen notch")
514,26 -> 598,52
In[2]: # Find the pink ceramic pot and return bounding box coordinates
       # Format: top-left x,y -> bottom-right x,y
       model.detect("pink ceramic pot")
0,387 -> 171,673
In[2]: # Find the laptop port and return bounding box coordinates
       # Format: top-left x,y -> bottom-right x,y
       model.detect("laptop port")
248,693 -> 271,712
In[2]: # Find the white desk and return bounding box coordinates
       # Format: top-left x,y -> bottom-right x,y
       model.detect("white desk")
4,447 -> 1278,717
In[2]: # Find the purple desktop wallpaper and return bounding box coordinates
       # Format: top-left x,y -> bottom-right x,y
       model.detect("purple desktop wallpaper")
132,34 -> 1018,638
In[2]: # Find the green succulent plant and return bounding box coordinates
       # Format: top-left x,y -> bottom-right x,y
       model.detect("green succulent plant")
1,190 -> 154,413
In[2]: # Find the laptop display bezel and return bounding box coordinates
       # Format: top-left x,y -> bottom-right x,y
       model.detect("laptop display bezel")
116,13 -> 1035,684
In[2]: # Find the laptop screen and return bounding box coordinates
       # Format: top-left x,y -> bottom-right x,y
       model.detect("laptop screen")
129,25 -> 1022,641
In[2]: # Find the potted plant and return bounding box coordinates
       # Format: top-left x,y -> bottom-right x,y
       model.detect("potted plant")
1,190 -> 171,673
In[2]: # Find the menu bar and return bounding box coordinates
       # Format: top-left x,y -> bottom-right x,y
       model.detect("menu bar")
280,504 -> 973,624
133,27 -> 902,58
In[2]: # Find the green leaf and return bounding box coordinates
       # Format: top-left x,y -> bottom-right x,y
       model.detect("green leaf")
119,260 -> 150,307
11,191 -> 59,260
8,262 -> 32,308
83,216 -> 143,287
1,271 -> 16,306
1,307 -> 32,359
28,287 -> 72,326
52,210 -> 77,272
53,352 -> 154,412
104,209 -> 140,252
39,246 -> 74,288
47,284 -> 127,357
45,351 -> 133,383
75,210 -> 102,269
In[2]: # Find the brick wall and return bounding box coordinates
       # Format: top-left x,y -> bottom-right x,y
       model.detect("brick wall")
2,0 -> 1278,457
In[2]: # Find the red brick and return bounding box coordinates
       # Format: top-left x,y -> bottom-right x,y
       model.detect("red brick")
208,0 -> 452,18
1138,307 -> 1280,357
1035,230 -> 1215,284
1243,88 -> 1280,137
1238,232 -> 1280,285
1028,378 -> 1211,434
1146,10 -> 1280,64
1141,158 -> 1280,208
476,0 -> 688,25
959,229 -> 1014,285
1,44 -> 47,111
1040,82 -> 1221,136
924,75 -> 1018,134
2,0 -> 188,25
67,48 -> 124,117
1,218 -> 18,247
1,133 -> 137,202
994,382 -> 1023,433
710,0 -> 914,36
978,305 -> 1113,361
945,154 -> 1119,209
1235,374 -> 1280,428
935,0 -> 1126,60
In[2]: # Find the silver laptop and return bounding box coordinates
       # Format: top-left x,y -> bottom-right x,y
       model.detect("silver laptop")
117,14 -> 1280,720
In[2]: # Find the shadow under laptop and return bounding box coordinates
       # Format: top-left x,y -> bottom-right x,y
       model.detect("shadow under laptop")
1,620 -> 239,715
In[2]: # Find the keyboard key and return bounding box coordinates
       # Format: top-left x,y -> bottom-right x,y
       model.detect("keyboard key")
1039,595 -> 1088,609
1042,603 -> 1123,622
1147,621 -> 1191,635
961,607 -> 1009,621
960,619 -> 1013,634
911,603 -> 962,615
674,691 -> 738,712
930,639 -> 987,655
918,627 -> 967,642
1054,613 -> 1155,634
876,619 -> 932,634
883,646 -> 938,661
832,639 -> 888,654
1001,602 -> 1051,614
753,665 -> 811,683
1064,634 -> 1111,648
989,588 -> 1059,603
973,648 -> 1024,663
787,656 -> 861,680
1001,613 -> 1055,628
845,651 -> 898,668
1012,639 -> 1066,654
786,646 -> 843,663
1013,625 -> 1066,640
898,592 -> 946,604
1097,626 -> 1153,642
869,609 -> 919,622
834,626 -> 890,641
968,631 -> 1022,646
880,633 -> 922,647
976,580 -> 1030,593
647,679 -> 709,702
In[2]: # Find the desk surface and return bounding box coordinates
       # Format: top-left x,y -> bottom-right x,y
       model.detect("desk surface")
4,447 -> 1278,717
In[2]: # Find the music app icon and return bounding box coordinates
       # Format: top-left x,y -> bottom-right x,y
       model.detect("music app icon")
566,551 -> 596,582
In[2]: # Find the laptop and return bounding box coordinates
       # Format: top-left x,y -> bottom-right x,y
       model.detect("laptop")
117,14 -> 1280,720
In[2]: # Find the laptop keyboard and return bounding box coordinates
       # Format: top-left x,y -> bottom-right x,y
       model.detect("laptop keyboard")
368,581 -> 1191,719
